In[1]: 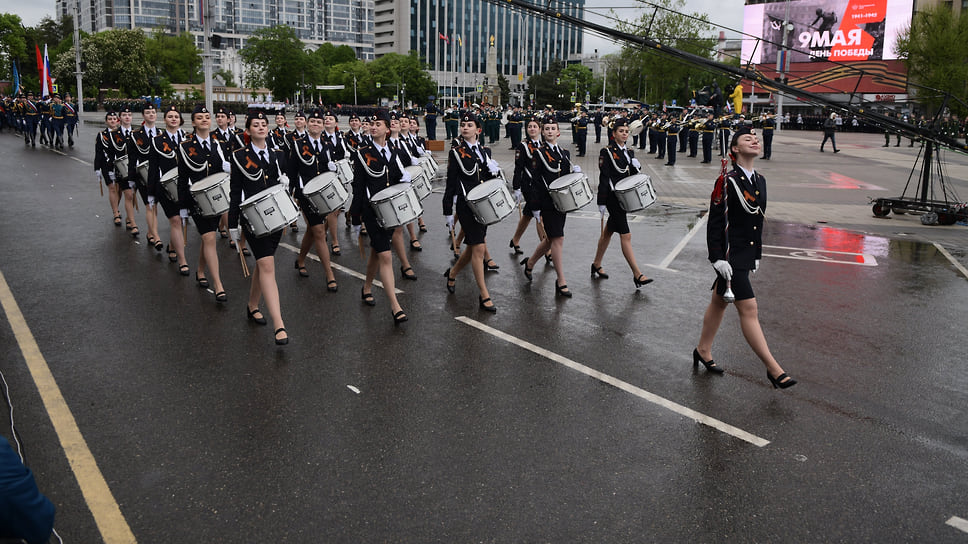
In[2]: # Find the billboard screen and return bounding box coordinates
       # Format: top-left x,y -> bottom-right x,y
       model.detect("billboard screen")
742,0 -> 913,64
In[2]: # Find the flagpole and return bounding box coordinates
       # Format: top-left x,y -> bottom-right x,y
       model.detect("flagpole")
71,0 -> 85,130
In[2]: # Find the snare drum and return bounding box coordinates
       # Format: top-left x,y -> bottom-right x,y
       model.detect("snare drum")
406,165 -> 431,201
114,156 -> 129,180
240,185 -> 300,238
302,172 -> 348,216
334,158 -> 354,186
418,156 -> 436,181
136,161 -> 149,185
190,173 -> 231,217
370,184 -> 423,229
160,168 -> 179,202
547,172 -> 593,213
465,179 -> 514,225
613,174 -> 656,212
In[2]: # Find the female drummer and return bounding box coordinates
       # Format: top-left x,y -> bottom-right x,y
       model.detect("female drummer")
520,116 -> 582,297
128,102 -> 162,251
349,110 -> 409,324
291,109 -> 339,291
228,110 -> 290,345
385,112 -> 419,280
146,105 -> 190,275
93,111 -> 123,228
442,112 -> 501,312
591,117 -> 653,288
399,114 -> 429,249
176,105 -> 229,303
509,116 -> 550,256
320,109 -> 347,254
114,107 -> 140,238
694,127 -> 796,388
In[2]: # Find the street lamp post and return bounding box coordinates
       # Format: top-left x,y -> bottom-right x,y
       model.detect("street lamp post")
342,72 -> 358,105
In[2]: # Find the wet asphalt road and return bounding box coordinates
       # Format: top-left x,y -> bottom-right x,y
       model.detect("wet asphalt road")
0,125 -> 967,543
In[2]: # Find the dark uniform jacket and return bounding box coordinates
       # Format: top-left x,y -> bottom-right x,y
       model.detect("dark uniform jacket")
707,164 -> 766,268
127,126 -> 159,185
147,131 -> 184,200
512,138 -> 541,197
177,133 -> 229,210
530,142 -> 572,210
288,134 -> 333,189
228,143 -> 287,229
442,140 -> 495,216
349,143 -> 407,224
597,142 -> 639,205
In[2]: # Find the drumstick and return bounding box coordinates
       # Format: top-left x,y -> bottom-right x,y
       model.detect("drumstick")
235,238 -> 250,278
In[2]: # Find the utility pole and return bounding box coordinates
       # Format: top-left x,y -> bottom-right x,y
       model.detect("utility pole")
71,0 -> 84,130
202,0 -> 214,113
776,0 -> 793,131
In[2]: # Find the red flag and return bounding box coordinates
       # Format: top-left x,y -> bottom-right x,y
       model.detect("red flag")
35,45 -> 44,89
438,33 -> 450,44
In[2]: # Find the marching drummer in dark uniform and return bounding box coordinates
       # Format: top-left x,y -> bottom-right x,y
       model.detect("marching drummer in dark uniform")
384,111 -> 419,279
509,116 -> 549,257
694,126 -> 796,388
128,102 -> 163,250
320,109 -> 349,254
147,105 -> 190,275
228,110 -> 291,344
177,105 -> 229,303
591,117 -> 653,288
270,110 -> 290,153
574,109 -> 589,157
114,106 -> 140,237
290,109 -> 339,292
349,110 -> 409,324
94,110 -> 124,227
442,112 -> 501,312
520,116 -> 582,297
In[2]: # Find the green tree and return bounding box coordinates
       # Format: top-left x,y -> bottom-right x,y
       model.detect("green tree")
367,52 -> 435,106
214,68 -> 236,87
526,59 -> 567,109
145,31 -> 202,88
895,5 -> 968,116
560,64 -> 594,103
33,15 -> 73,58
240,25 -> 307,101
51,28 -> 150,98
612,0 -> 717,105
498,73 -> 510,105
0,13 -> 28,83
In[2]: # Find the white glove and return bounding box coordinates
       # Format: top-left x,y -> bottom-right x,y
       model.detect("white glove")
425,150 -> 433,157
108,171 -> 116,182
95,171 -> 103,183
513,189 -> 523,204
599,205 -> 607,217
352,224 -> 362,237
128,180 -> 137,190
222,160 -> 231,173
532,210 -> 541,221
179,209 -> 189,219
279,174 -> 290,190
229,228 -> 240,246
147,195 -> 156,207
445,215 -> 455,230
712,260 -> 733,281
328,161 -> 337,172
631,158 -> 641,169
400,169 -> 412,183
753,259 -> 760,274
487,158 -> 500,175
416,147 -> 426,156
572,165 -> 582,173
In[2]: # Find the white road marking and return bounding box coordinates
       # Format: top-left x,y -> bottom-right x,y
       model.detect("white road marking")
347,385 -> 361,394
456,316 -> 770,448
657,212 -> 707,270
278,242 -> 403,293
762,245 -> 877,266
932,242 -> 968,281
946,516 -> 968,533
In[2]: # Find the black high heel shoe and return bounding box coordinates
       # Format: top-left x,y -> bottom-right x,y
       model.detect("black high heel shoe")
509,239 -> 523,255
767,372 -> 798,389
634,274 -> 654,288
361,288 -> 376,306
166,244 -> 177,262
591,264 -> 609,279
294,259 -> 309,277
544,253 -> 553,265
520,257 -> 533,281
392,310 -> 408,324
274,327 -> 289,345
400,266 -> 418,281
247,306 -> 267,325
195,273 -> 209,289
479,296 -> 497,313
444,268 -> 456,293
555,283 -> 572,298
692,349 -> 724,374
484,259 -> 500,271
